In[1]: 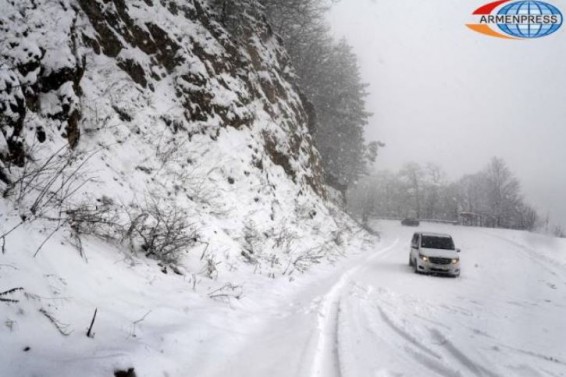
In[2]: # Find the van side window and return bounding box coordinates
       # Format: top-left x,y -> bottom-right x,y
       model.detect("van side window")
411,234 -> 419,248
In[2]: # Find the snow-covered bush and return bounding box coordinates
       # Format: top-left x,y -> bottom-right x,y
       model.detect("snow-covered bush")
0,146 -> 96,257
66,196 -> 124,241
124,196 -> 198,263
1,144 -> 95,219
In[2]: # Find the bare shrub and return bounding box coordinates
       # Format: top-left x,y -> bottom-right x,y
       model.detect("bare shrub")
65,195 -> 199,264
64,198 -> 124,258
240,220 -> 261,264
281,242 -> 329,275
66,196 -> 123,240
1,146 -> 96,257
39,307 -> 72,336
208,283 -> 242,301
124,196 -> 198,263
3,146 -> 94,218
273,225 -> 298,250
154,125 -> 189,168
332,229 -> 345,246
170,165 -> 224,208
200,255 -> 220,280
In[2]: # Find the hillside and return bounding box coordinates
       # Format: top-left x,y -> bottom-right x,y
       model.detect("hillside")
0,0 -> 358,277
0,1 -> 364,375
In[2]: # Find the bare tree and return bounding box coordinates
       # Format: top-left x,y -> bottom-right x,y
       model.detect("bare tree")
351,158 -> 540,231
553,225 -> 565,238
514,203 -> 539,231
399,162 -> 424,218
483,157 -> 521,228
422,163 -> 446,219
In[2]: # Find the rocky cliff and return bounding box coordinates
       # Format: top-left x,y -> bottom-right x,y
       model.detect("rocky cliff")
0,0 -> 357,279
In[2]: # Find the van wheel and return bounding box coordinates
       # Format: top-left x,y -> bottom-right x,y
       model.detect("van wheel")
413,260 -> 419,274
409,256 -> 413,267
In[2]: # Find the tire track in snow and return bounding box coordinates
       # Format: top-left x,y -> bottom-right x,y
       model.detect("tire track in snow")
480,231 -> 565,279
309,239 -> 399,377
362,300 -> 504,377
376,306 -> 442,361
429,329 -> 503,377
352,264 -> 503,377
362,292 -> 505,377
359,301 -> 462,377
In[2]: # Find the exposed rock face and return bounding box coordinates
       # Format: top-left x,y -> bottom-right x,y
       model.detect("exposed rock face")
0,0 -> 324,195
0,1 -> 84,166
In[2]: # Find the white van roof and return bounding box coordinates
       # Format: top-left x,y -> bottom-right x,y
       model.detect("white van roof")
418,232 -> 452,238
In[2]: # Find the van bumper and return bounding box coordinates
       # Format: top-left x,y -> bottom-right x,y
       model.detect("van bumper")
417,261 -> 460,276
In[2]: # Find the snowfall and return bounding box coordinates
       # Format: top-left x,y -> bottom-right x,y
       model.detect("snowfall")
1,219 -> 565,377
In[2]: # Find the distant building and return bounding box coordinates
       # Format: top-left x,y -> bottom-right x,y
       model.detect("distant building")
458,212 -> 496,227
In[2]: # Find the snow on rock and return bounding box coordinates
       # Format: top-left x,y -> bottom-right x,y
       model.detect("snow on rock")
0,0 -> 347,275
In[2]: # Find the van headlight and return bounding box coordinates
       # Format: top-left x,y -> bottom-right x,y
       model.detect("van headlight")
419,254 -> 428,262
451,258 -> 459,264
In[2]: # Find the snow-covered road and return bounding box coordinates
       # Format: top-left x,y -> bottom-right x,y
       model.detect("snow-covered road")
198,220 -> 566,377
3,220 -> 566,377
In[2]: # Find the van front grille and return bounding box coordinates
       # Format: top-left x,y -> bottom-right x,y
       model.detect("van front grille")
429,257 -> 452,265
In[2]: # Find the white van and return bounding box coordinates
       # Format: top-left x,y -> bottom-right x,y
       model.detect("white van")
409,232 -> 460,277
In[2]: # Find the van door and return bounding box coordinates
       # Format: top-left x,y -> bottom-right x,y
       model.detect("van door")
410,233 -> 420,261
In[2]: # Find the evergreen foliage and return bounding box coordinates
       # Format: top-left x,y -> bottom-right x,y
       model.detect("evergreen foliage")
260,0 -> 379,191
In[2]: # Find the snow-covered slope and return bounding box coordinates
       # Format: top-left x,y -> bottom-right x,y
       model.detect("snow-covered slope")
0,0 -> 356,279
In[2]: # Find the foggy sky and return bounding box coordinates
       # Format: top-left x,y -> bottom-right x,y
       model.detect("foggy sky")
329,0 -> 566,228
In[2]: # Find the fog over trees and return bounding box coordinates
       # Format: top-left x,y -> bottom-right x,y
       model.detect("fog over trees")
348,157 -> 541,232
263,0 -> 381,193
213,0 -> 379,194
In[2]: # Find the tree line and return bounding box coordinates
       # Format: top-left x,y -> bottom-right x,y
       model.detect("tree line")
348,157 -> 541,232
211,0 -> 379,195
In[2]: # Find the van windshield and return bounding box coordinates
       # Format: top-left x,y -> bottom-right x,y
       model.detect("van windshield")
421,236 -> 455,250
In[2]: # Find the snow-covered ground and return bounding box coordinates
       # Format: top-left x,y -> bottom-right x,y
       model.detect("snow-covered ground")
194,220 -> 566,377
2,220 -> 566,377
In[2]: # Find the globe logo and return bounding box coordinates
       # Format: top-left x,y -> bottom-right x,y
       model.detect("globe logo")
497,1 -> 563,38
467,0 -> 563,39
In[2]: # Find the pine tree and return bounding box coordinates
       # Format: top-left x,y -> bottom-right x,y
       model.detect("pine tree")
211,0 -> 264,39
260,1 -> 379,194
308,39 -> 374,191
